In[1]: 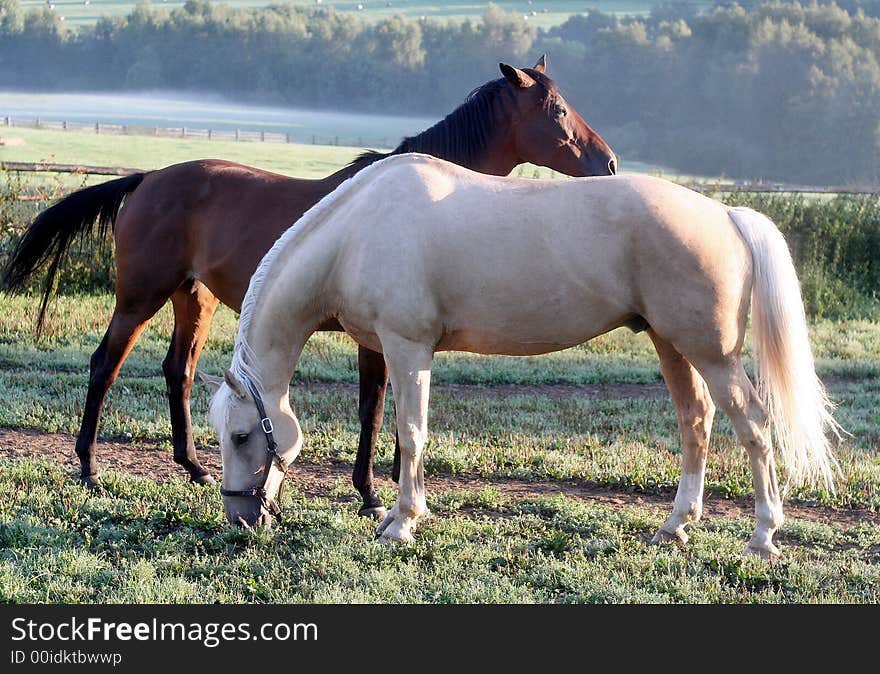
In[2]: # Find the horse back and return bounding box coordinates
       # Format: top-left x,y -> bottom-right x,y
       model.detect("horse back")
323,157 -> 751,353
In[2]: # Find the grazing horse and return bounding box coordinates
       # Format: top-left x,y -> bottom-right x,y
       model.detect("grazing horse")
207,153 -> 840,561
1,57 -> 617,517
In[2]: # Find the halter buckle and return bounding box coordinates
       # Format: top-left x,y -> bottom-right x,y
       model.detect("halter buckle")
260,417 -> 274,435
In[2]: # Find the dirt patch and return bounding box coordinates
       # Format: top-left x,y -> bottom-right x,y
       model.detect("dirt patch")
1,427 -> 875,529
0,137 -> 27,147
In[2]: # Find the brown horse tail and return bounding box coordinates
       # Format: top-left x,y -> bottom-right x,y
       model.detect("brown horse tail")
1,172 -> 148,333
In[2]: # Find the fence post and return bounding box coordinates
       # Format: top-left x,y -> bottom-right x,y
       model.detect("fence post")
208,129 -> 212,140
4,116 -> 9,127
62,120 -> 68,130
96,123 -> 100,134
334,136 -> 338,146
235,129 -> 240,141
181,127 -> 186,138
286,133 -> 291,143
35,117 -> 41,128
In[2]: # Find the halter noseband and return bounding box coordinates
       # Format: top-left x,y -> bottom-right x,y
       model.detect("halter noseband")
218,376 -> 290,521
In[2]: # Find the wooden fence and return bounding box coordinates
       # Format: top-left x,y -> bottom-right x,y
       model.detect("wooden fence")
1,161 -> 142,176
2,116 -> 392,149
2,160 -> 878,195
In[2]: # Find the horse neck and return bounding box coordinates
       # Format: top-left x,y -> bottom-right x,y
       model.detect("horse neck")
237,233 -> 338,396
319,86 -> 524,184
451,133 -> 519,176
322,152 -> 389,187
389,86 -> 522,176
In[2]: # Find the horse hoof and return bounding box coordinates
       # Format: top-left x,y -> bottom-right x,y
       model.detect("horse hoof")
358,505 -> 388,520
192,473 -> 216,486
78,474 -> 100,490
651,527 -> 688,547
744,543 -> 781,564
377,529 -> 414,545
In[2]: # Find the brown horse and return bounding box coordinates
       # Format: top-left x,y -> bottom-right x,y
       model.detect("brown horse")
2,57 -> 616,516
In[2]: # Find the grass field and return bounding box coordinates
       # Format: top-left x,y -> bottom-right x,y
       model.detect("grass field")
1,125 -> 878,604
0,125 -> 701,189
0,126 -> 373,179
0,290 -> 878,603
18,1 -> 713,30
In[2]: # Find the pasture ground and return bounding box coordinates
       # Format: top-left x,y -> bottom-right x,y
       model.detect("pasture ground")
0,125 -> 690,187
0,124 -> 877,603
0,294 -> 878,603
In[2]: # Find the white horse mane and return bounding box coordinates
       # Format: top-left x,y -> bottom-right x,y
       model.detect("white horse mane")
211,153 -> 440,431
236,153 -> 438,362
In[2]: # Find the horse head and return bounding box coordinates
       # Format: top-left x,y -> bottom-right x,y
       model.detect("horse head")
204,369 -> 302,529
501,55 -> 617,177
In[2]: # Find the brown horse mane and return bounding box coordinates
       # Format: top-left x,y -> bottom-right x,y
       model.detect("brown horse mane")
349,69 -> 558,172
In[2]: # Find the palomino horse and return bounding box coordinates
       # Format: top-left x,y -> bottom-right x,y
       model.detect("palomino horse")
2,58 -> 616,517
207,153 -> 840,560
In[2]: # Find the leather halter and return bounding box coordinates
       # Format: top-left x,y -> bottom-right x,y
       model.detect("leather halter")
218,376 -> 289,521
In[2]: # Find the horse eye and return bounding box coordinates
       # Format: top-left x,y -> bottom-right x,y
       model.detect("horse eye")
555,105 -> 567,117
233,432 -> 250,446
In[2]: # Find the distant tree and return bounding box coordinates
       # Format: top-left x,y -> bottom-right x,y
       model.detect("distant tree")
125,44 -> 163,89
1,0 -> 878,183
0,0 -> 22,34
480,3 -> 535,60
22,6 -> 66,40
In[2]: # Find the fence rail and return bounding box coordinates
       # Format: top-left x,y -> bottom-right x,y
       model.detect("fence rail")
1,161 -> 143,176
2,116 -> 393,149
680,181 -> 879,195
2,160 -> 878,195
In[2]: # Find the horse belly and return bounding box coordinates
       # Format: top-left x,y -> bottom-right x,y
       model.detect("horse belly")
435,300 -> 630,356
436,330 -> 603,355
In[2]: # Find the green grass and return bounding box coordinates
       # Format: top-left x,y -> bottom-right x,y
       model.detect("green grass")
0,122 -> 695,183
1,136 -> 879,601
1,291 -> 878,602
1,294 -> 879,511
0,125 -> 601,195
0,126 -> 367,179
1,458 -> 878,603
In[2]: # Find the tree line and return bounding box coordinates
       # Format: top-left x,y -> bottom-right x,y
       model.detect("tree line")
1,0 -> 879,184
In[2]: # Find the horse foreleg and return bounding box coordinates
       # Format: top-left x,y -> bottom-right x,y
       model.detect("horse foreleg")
648,330 -> 716,547
164,280 -> 219,485
353,345 -> 389,518
75,304 -> 160,487
375,334 -> 433,544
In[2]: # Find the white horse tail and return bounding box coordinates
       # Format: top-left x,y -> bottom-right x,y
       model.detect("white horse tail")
728,206 -> 841,492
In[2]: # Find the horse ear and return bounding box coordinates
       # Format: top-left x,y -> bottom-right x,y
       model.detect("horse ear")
533,54 -> 547,73
223,369 -> 248,399
196,371 -> 224,392
500,63 -> 536,89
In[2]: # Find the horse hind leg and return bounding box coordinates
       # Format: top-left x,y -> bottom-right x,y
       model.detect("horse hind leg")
163,280 -> 219,485
695,357 -> 783,561
352,345 -> 389,518
648,330 -> 716,547
75,299 -> 166,487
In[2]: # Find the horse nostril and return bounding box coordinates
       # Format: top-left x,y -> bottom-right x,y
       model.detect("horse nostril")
608,158 -> 617,175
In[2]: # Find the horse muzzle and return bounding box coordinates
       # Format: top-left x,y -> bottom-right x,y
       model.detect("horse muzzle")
223,493 -> 280,529
581,151 -> 617,177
